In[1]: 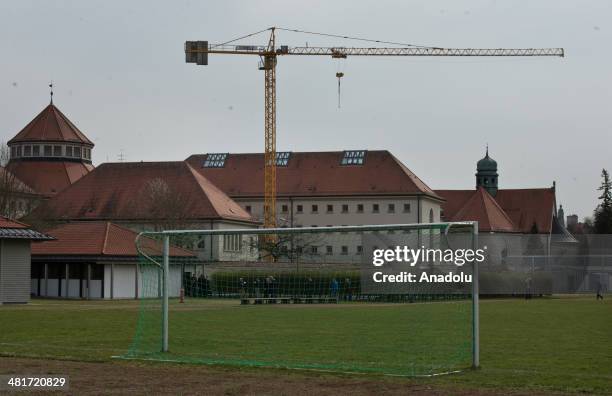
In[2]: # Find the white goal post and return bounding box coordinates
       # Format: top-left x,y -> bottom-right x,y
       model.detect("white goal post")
135,221 -> 480,369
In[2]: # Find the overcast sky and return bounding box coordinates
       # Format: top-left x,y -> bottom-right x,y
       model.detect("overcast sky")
1,0 -> 610,219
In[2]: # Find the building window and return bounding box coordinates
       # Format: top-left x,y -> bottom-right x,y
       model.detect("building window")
23,145 -> 31,156
356,245 -> 363,255
340,150 -> 366,165
326,245 -> 333,255
197,238 -> 206,249
372,204 -> 380,213
311,204 -> 318,213
53,145 -> 62,156
296,204 -> 303,213
281,204 -> 289,213
311,246 -> 318,254
223,234 -> 241,252
65,146 -> 73,157
275,151 -> 291,166
341,246 -> 348,255
403,203 -> 411,213
33,145 -> 40,156
11,146 -> 16,158
326,204 -> 333,213
245,205 -> 252,213
311,225 -> 318,228
44,145 -> 52,156
429,209 -> 435,223
357,204 -> 364,213
388,203 -> 395,213
74,146 -> 81,158
203,153 -> 228,168
342,204 -> 349,213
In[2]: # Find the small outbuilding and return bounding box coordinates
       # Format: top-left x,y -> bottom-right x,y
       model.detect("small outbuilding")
31,221 -> 196,299
0,217 -> 52,304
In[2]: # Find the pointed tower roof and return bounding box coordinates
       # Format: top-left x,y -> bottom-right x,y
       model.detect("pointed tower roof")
452,187 -> 515,232
8,104 -> 93,146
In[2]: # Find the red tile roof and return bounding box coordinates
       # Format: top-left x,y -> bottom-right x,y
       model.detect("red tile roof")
6,160 -> 94,197
0,216 -> 28,229
32,222 -> 194,257
185,151 -> 440,199
34,161 -> 255,223
8,104 -> 94,146
494,189 -> 556,234
451,187 -> 515,232
435,188 -> 555,233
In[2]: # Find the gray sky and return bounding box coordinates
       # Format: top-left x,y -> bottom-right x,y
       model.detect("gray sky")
1,0 -> 610,219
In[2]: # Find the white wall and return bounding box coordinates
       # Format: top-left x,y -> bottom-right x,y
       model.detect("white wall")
237,196 -> 425,228
0,239 -> 32,304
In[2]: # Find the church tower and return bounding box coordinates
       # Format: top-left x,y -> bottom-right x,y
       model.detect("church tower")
475,147 -> 498,197
6,96 -> 95,197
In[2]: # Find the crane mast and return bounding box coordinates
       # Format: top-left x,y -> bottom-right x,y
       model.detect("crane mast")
185,27 -> 564,229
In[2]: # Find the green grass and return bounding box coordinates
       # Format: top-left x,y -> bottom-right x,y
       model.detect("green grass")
0,297 -> 611,394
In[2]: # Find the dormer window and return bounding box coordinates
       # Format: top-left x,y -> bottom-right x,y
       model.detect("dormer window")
203,153 -> 228,168
341,150 -> 366,165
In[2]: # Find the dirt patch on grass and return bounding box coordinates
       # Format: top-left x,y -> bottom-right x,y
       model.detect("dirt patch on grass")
0,357 -> 563,396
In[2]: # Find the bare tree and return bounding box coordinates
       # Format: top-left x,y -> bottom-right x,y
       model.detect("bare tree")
134,178 -> 201,248
0,142 -> 41,219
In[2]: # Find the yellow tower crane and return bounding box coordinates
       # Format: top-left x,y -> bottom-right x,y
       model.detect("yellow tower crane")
186,27 -> 564,229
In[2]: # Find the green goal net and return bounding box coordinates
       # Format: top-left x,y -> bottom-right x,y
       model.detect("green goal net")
122,222 -> 479,376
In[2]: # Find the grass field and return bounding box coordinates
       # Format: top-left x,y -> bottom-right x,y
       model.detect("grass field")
0,296 -> 611,395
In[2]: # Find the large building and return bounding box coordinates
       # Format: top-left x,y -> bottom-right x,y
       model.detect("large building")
32,161 -> 258,260
31,222 -> 194,299
435,149 -> 566,235
186,150 -> 444,228
6,102 -> 94,198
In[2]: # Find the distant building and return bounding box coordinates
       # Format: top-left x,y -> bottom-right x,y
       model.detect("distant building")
31,221 -> 195,299
185,150 -> 443,229
566,214 -> 579,228
436,149 -> 568,236
33,161 -> 258,260
6,102 -> 94,199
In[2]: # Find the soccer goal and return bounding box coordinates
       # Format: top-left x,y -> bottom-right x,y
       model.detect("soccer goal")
123,221 -> 479,376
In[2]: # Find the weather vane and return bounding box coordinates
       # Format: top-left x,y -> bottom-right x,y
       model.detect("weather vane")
49,81 -> 54,104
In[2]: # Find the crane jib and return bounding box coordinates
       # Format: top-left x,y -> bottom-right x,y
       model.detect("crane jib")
187,44 -> 564,58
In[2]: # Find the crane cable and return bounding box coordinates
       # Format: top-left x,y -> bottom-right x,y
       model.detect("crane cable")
275,27 -> 437,49
210,27 -> 273,49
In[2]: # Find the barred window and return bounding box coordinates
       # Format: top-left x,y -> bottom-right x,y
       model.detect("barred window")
341,150 -> 366,165
223,234 -> 241,252
275,151 -> 291,166
203,153 -> 228,168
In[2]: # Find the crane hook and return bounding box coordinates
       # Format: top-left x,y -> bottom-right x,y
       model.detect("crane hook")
336,72 -> 344,109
